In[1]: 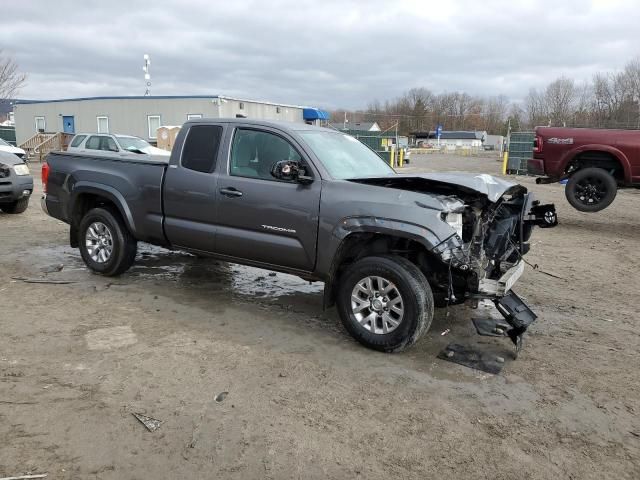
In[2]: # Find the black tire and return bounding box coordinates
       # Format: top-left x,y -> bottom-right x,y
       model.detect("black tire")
77,207 -> 137,276
336,255 -> 434,353
565,167 -> 617,212
1,197 -> 29,214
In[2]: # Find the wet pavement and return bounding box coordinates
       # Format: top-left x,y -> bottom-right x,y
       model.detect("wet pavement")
1,156 -> 638,479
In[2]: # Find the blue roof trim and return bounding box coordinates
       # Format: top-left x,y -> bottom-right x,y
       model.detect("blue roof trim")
303,108 -> 329,121
15,95 -> 221,105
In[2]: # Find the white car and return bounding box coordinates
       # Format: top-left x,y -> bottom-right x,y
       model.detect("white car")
67,133 -> 170,157
0,137 -> 26,160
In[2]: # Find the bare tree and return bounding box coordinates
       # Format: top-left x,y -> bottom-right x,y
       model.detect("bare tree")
624,57 -> 640,101
545,77 -> 576,126
524,88 -> 547,127
624,57 -> 640,127
0,50 -> 26,101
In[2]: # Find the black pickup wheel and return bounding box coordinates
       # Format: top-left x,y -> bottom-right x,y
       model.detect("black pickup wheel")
337,255 -> 434,352
77,207 -> 137,276
565,167 -> 617,212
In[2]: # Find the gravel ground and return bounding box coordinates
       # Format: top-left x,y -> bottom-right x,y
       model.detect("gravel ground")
1,153 -> 638,479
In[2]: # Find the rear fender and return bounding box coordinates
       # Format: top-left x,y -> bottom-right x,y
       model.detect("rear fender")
69,182 -> 138,236
561,144 -> 631,182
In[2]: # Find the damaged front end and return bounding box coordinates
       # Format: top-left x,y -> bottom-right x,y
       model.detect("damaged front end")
349,173 -> 558,350
430,180 -> 557,349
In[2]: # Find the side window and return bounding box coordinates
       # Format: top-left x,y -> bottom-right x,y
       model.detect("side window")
103,137 -> 118,152
181,125 -> 223,173
85,136 -> 101,150
230,129 -> 302,181
70,135 -> 87,148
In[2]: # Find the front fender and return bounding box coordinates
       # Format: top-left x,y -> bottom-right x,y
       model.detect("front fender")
69,181 -> 138,236
333,216 -> 443,250
322,216 -> 447,309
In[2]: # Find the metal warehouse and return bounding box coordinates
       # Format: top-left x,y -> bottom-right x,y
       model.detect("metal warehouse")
13,95 -> 329,145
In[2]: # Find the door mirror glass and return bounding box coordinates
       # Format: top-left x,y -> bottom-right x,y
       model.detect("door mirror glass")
271,160 -> 313,184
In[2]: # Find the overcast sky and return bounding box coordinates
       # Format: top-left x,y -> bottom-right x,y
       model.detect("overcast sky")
2,0 -> 639,109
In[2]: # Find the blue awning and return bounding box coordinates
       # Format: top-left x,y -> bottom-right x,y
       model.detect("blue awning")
303,108 -> 329,121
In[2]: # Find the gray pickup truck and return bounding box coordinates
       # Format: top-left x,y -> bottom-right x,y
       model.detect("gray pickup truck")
42,119 -> 557,352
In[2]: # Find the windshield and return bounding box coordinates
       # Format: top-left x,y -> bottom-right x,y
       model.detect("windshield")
115,136 -> 151,151
299,131 -> 395,179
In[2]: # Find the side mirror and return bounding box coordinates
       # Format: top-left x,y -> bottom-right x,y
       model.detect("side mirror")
270,160 -> 313,184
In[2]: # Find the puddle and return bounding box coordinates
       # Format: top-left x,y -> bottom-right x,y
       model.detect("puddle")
131,244 -> 323,299
25,243 -> 323,302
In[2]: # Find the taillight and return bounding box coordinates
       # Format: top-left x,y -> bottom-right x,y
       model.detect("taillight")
42,162 -> 50,193
533,135 -> 543,153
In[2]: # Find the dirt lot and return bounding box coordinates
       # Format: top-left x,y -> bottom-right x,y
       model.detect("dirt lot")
1,153 -> 639,479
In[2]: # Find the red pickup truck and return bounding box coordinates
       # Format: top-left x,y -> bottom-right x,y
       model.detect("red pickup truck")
528,127 -> 640,212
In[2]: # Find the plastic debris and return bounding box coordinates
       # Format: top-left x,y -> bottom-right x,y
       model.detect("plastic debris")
0,475 -> 48,480
132,412 -> 162,432
438,343 -> 506,374
11,277 -> 76,285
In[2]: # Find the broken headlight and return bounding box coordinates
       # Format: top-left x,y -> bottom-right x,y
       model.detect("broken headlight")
442,212 -> 463,238
433,234 -> 469,270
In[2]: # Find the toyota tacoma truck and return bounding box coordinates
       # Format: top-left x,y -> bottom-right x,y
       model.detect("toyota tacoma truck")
0,150 -> 33,214
42,119 -> 557,352
528,126 -> 640,212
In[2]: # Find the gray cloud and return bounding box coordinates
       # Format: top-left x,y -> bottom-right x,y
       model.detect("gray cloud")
1,0 -> 639,109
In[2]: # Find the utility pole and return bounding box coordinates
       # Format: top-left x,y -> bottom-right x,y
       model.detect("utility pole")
143,54 -> 151,96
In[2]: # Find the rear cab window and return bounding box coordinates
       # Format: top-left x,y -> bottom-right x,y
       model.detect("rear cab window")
181,125 -> 223,173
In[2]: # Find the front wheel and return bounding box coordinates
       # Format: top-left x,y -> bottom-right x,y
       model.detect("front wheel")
78,207 -> 137,276
1,197 -> 29,214
565,167 -> 617,212
336,255 -> 434,352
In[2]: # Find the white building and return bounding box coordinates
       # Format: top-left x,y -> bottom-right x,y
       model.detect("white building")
13,95 -> 329,145
414,130 -> 487,148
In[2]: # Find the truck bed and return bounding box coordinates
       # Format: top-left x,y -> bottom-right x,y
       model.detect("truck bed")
44,151 -> 168,245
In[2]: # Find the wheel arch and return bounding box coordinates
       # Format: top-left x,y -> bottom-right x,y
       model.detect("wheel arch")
562,145 -> 631,183
322,221 -> 444,309
68,183 -> 137,247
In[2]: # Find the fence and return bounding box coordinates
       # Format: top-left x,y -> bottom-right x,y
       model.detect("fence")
506,132 -> 534,174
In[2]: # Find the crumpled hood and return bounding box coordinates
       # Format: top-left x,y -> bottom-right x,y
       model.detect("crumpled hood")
349,172 -> 525,203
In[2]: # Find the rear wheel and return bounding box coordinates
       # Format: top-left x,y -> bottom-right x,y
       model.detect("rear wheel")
1,197 -> 29,214
78,207 -> 137,276
336,255 -> 433,352
566,167 -> 617,212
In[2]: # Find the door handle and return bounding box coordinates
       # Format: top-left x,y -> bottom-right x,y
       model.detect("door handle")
220,187 -> 243,197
